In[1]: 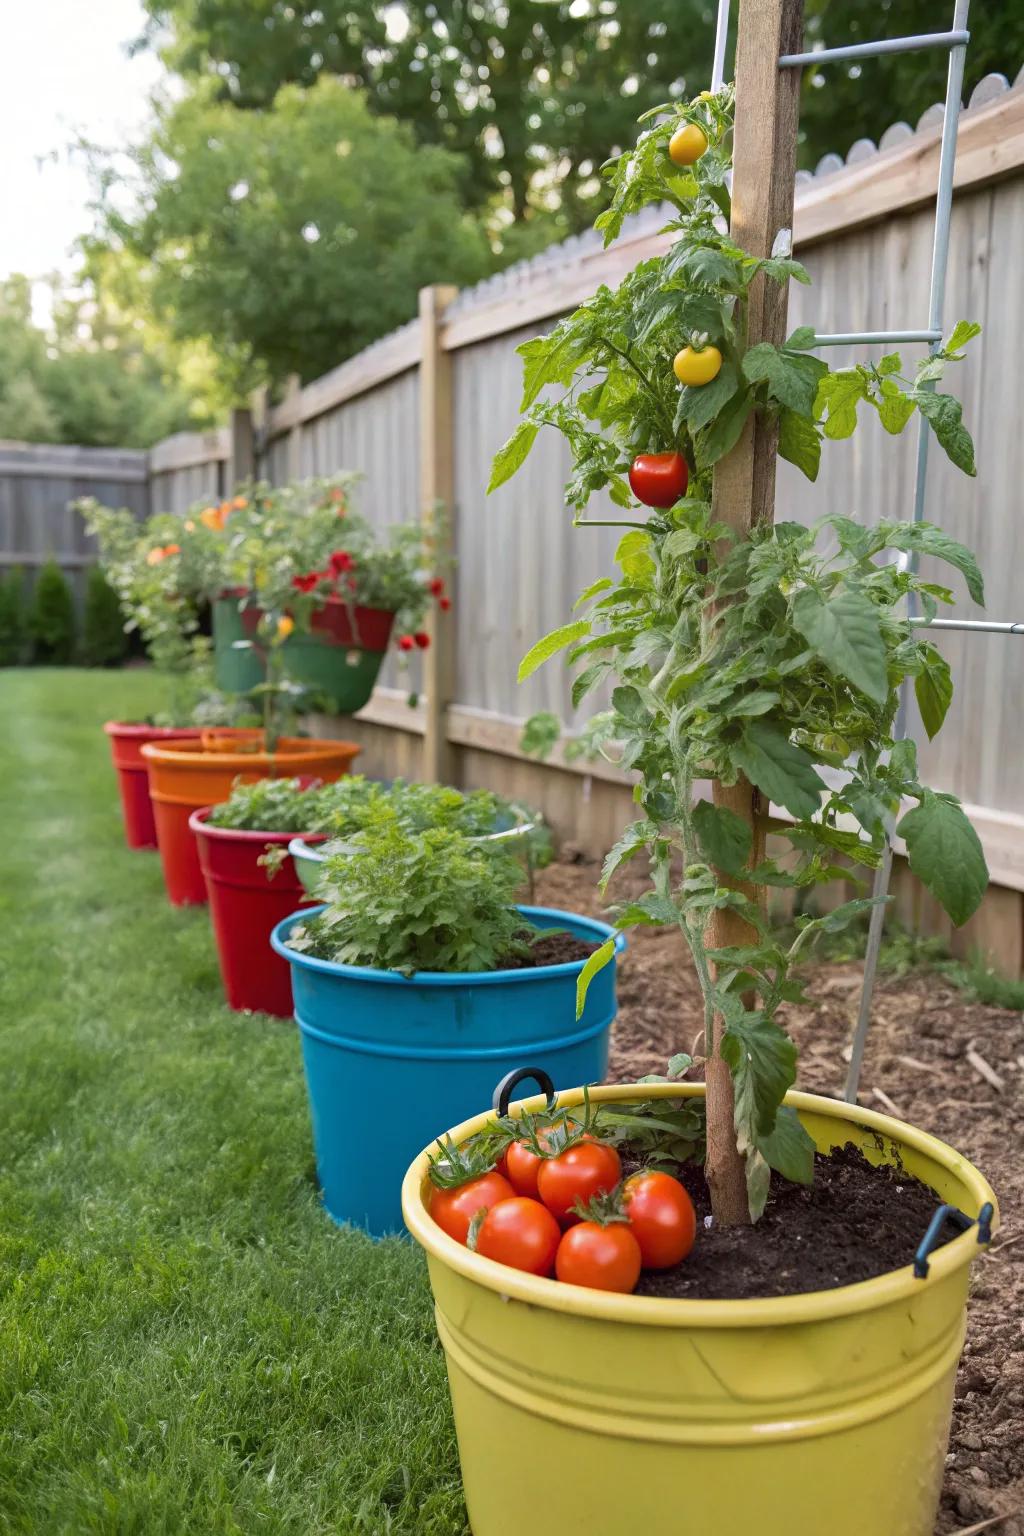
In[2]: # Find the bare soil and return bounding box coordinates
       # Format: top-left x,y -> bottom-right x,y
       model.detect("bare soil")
535,853 -> 1024,1536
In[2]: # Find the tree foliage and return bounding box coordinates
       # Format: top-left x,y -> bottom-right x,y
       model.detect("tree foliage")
91,78 -> 492,396
138,0 -> 1024,208
0,569 -> 29,666
81,565 -> 129,667
0,275 -> 202,449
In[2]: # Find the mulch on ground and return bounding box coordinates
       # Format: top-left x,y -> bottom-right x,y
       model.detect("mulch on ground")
534,854 -> 1024,1536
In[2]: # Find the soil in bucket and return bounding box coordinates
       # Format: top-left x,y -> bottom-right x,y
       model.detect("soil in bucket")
623,1142 -> 959,1301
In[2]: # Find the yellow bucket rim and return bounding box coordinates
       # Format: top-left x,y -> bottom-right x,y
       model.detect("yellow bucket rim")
401,1083 -> 998,1329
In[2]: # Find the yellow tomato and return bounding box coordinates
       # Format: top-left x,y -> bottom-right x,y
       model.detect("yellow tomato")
668,123 -> 708,167
673,344 -> 723,386
276,615 -> 295,640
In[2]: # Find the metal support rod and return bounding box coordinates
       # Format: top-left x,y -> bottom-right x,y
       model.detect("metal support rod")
711,0 -> 731,91
844,0 -> 971,1105
811,330 -> 941,347
911,618 -> 1024,634
780,31 -> 969,68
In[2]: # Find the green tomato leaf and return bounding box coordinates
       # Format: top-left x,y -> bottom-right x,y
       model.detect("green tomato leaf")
942,320 -> 982,359
721,1013 -> 798,1140
914,644 -> 953,740
518,326 -> 590,410
696,388 -> 752,469
784,325 -> 817,351
880,522 -> 985,605
742,343 -> 827,417
518,620 -> 591,682
875,379 -> 917,435
488,420 -> 539,493
912,389 -> 977,476
575,935 -> 617,1020
729,721 -> 826,821
600,820 -> 657,891
519,711 -> 561,759
692,799 -> 752,875
897,791 -> 988,926
778,407 -> 821,481
615,530 -> 656,583
815,368 -> 869,439
755,1104 -> 815,1186
791,585 -> 888,705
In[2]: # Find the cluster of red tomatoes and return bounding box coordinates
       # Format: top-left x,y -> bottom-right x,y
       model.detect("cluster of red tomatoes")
429,1121 -> 696,1295
398,576 -> 450,652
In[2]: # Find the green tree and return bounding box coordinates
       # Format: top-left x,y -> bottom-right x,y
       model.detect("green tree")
30,560 -> 77,665
91,78 -> 492,397
0,568 -> 29,665
81,565 -> 129,667
139,0 -> 1024,195
0,272 -> 206,449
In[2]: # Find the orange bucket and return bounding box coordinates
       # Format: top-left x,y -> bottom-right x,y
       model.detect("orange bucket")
140,732 -> 361,905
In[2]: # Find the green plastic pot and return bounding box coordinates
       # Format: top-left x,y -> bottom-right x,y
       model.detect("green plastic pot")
213,592 -> 395,711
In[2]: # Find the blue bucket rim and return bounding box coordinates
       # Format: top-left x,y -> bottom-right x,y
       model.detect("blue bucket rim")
269,903 -> 626,987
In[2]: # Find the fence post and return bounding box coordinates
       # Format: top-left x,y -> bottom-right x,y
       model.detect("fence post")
228,406 -> 255,492
704,0 -> 805,1225
283,374 -> 304,482
419,283 -> 459,784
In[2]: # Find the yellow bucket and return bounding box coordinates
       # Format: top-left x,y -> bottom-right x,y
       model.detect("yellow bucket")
402,1083 -> 997,1536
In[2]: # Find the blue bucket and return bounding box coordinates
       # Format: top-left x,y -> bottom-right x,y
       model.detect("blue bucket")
270,904 -> 626,1235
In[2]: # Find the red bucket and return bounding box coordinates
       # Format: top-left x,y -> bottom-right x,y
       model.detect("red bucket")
190,809 -> 327,1016
103,722 -> 202,849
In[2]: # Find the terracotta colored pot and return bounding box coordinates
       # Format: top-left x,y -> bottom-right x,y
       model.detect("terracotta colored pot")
103,721 -> 202,849
140,732 -> 361,906
190,809 -> 327,1016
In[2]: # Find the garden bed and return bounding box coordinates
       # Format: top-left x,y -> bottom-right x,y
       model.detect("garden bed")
535,854 -> 1024,1536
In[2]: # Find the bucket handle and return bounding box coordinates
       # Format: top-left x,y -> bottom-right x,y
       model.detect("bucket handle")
913,1200 -> 994,1279
492,1067 -> 557,1118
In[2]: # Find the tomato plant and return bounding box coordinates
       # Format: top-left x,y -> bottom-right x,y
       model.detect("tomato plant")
472,1197 -> 562,1276
623,1171 -> 696,1269
555,1219 -> 642,1294
491,86 -> 987,1227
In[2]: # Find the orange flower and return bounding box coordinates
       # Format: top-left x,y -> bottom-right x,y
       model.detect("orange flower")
184,519 -> 196,532
276,615 -> 295,639
146,547 -> 166,566
199,506 -> 222,531
164,543 -> 181,556
232,495 -> 247,510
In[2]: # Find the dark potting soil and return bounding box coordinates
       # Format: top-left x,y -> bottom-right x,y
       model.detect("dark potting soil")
626,1142 -> 957,1301
497,931 -> 597,970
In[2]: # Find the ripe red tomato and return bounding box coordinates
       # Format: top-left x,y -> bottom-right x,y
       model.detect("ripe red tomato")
398,634 -> 415,652
430,1171 -> 514,1245
623,1171 -> 697,1269
537,1141 -> 622,1226
555,1221 -> 642,1293
475,1197 -> 562,1276
504,1123 -> 577,1197
628,452 -> 688,509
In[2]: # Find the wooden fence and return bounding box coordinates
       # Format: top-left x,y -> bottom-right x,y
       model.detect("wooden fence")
2,73 -> 1023,969
0,442 -> 149,608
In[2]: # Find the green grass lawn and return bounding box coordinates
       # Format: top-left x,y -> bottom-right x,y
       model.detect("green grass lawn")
0,669 -> 467,1535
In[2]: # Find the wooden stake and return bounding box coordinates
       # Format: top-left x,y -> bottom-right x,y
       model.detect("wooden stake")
228,406 -> 255,493
705,0 -> 805,1227
419,284 -> 459,784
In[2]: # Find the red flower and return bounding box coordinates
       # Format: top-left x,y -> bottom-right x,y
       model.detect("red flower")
292,572 -> 319,593
398,634 -> 415,652
439,596 -> 452,612
428,577 -> 445,596
414,631 -> 431,650
328,549 -> 354,578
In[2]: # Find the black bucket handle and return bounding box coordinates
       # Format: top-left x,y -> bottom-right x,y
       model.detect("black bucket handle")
492,1067 -> 557,1118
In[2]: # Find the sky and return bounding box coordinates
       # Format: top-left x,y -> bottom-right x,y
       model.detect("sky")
0,0 -> 161,320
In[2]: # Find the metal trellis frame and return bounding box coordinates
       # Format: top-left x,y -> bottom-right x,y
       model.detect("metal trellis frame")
705,0 -> 1023,1101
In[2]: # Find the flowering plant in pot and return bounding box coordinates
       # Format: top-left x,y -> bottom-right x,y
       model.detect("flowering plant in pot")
270,807 -> 624,1236
193,775 -> 546,1017
79,498 -> 251,848
206,476 -> 450,710
402,80 -> 997,1536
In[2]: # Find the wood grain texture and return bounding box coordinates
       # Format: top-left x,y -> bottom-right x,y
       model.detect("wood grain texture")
419,285 -> 459,783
